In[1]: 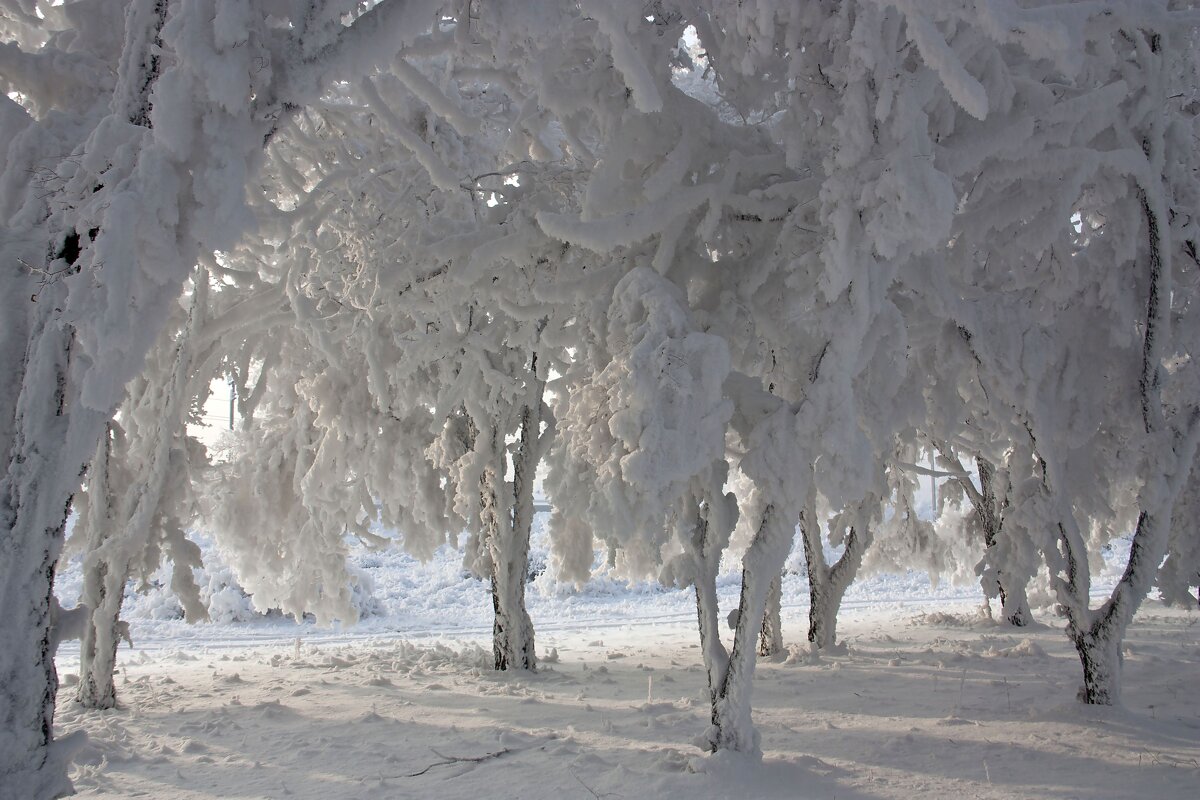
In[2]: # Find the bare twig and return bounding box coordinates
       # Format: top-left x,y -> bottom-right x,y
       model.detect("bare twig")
571,769 -> 623,799
385,746 -> 514,779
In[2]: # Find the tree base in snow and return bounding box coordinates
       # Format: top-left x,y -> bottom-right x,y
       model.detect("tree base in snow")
0,729 -> 87,800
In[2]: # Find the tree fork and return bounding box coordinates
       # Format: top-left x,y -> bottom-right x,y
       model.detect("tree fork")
802,506 -> 870,651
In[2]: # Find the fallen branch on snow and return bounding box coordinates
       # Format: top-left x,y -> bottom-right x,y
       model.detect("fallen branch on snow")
378,746 -> 515,780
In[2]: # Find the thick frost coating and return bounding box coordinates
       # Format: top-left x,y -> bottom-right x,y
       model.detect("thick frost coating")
604,269 -> 732,504
4,1 -> 1200,790
0,0 -> 443,792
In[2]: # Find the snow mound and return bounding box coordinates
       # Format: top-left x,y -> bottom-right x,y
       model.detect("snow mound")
984,638 -> 1047,659
910,608 -> 992,628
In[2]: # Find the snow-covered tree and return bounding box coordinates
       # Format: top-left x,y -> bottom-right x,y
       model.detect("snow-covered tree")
200,38 -> 580,669
934,445 -> 1039,626
68,277 -> 212,710
801,499 -> 876,653
898,4 -> 1200,703
4,1 -> 1200,790
0,0 -> 444,791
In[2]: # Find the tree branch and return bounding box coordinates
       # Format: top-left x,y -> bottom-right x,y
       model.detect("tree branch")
379,746 -> 515,779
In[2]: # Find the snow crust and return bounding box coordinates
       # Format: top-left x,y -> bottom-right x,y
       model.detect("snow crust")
52,547 -> 1199,800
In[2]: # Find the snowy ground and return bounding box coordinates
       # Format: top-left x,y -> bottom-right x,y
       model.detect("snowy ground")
52,523 -> 1200,799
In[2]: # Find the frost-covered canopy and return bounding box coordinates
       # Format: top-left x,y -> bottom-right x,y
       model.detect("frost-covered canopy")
2,0 -> 1199,794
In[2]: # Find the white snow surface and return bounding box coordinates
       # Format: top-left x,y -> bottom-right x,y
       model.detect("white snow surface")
52,516 -> 1200,799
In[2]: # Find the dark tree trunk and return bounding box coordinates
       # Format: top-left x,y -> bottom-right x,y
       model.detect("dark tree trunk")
1062,509 -> 1177,705
802,508 -> 870,652
1073,627 -> 1122,705
758,571 -> 783,657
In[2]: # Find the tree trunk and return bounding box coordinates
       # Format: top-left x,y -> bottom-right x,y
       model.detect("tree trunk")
483,376 -> 541,672
680,470 -> 795,756
481,451 -> 533,671
1059,493 -> 1195,704
1073,626 -> 1123,705
0,490 -> 77,800
707,502 -> 793,756
1060,507 -> 1183,705
690,492 -> 729,741
75,429 -> 128,710
1,3 -> 175,785
758,571 -> 783,657
0,312 -> 96,797
802,508 -> 870,651
76,556 -> 125,710
801,515 -> 832,648
974,457 -> 1032,627
998,582 -> 1033,627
